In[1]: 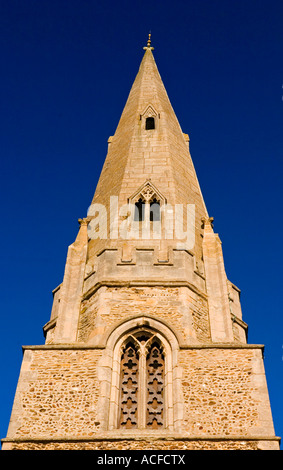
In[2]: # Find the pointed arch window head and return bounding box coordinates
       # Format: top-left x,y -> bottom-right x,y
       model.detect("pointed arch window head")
141,104 -> 159,131
119,330 -> 165,429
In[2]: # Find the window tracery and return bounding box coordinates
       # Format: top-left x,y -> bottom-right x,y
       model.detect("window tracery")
118,331 -> 165,429
107,317 -> 180,432
146,341 -> 164,428
130,181 -> 164,226
120,341 -> 139,428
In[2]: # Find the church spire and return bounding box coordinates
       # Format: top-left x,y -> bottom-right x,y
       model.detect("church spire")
90,38 -> 208,258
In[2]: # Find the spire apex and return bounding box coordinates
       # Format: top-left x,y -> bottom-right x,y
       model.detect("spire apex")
143,32 -> 154,51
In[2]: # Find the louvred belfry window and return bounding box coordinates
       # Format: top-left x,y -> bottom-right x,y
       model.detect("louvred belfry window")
119,332 -> 165,429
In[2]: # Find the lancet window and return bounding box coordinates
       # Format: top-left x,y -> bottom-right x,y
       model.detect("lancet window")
146,341 -> 164,428
119,331 -> 165,429
150,198 -> 160,222
134,198 -> 145,222
120,341 -> 139,428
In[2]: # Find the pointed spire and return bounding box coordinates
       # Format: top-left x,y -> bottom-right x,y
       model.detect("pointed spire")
143,32 -> 154,51
90,39 -> 208,259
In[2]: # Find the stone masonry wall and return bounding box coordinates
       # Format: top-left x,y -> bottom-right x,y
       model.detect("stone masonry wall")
11,349 -> 103,439
78,286 -> 211,344
179,348 -> 273,438
5,344 -> 276,449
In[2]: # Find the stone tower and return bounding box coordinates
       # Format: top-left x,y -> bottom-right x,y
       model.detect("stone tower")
2,37 -> 279,450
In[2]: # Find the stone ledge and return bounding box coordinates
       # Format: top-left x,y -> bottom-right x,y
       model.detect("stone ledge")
2,434 -> 280,443
21,343 -> 265,351
231,314 -> 248,330
42,317 -> 57,335
180,343 -> 263,350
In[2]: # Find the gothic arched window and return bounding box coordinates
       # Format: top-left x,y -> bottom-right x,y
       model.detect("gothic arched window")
130,181 -> 163,231
119,331 -> 165,429
106,318 -> 181,432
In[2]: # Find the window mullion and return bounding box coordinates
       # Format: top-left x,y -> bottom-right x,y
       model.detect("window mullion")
142,203 -> 150,240
138,345 -> 147,429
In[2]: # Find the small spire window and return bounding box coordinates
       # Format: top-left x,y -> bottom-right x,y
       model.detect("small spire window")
130,182 -> 165,237
134,198 -> 160,223
134,198 -> 145,222
150,198 -> 160,222
145,117 -> 155,130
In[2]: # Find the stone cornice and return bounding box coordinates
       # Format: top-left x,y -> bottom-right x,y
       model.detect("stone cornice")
22,343 -> 265,351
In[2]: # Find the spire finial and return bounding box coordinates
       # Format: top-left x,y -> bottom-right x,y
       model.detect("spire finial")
143,32 -> 154,51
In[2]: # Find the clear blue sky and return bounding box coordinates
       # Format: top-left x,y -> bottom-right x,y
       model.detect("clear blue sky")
0,0 -> 282,445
